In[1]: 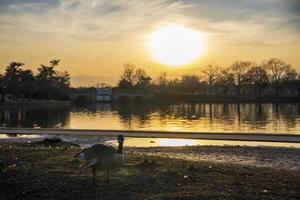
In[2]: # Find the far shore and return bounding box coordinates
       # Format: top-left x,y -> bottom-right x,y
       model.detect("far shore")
0,96 -> 299,105
1,140 -> 299,199
0,100 -> 71,107
148,95 -> 300,103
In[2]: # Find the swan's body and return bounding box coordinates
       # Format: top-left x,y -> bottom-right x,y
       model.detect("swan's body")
75,135 -> 124,184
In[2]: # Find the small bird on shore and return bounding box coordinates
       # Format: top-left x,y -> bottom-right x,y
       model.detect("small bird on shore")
74,135 -> 125,184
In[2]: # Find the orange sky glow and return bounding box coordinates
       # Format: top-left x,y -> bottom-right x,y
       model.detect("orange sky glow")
0,0 -> 299,86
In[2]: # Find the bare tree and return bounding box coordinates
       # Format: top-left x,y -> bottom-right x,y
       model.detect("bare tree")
202,63 -> 220,94
264,58 -> 297,96
215,69 -> 235,96
118,63 -> 135,88
246,65 -> 269,96
133,68 -> 147,84
181,75 -> 200,94
230,61 -> 252,96
155,72 -> 168,86
134,68 -> 151,87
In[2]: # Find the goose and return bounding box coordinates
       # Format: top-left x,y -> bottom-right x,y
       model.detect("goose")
75,135 -> 125,184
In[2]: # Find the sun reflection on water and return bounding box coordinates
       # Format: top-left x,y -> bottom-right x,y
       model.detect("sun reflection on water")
124,138 -> 300,148
158,139 -> 198,146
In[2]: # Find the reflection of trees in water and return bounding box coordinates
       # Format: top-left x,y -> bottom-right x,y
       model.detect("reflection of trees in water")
78,103 -> 155,128
114,103 -> 155,126
0,105 -> 70,128
273,103 -> 300,129
17,102 -> 296,132
1,103 -> 298,132
234,104 -> 269,129
71,103 -> 98,114
110,103 -> 299,131
163,103 -> 236,124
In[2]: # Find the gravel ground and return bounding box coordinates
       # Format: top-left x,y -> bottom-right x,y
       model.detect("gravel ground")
134,145 -> 300,171
0,141 -> 299,200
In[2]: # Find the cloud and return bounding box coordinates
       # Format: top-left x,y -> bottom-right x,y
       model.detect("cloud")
0,0 -> 298,45
0,0 -> 299,86
0,0 -> 191,42
288,0 -> 300,14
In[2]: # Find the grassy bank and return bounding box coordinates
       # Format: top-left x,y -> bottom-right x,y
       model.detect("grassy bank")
1,141 -> 299,200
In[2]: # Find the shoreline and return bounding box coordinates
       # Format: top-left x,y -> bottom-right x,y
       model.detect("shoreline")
1,140 -> 299,199
1,128 -> 300,143
1,134 -> 300,148
115,95 -> 300,104
0,100 -> 71,107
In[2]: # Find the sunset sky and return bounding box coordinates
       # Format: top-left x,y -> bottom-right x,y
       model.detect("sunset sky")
0,0 -> 299,86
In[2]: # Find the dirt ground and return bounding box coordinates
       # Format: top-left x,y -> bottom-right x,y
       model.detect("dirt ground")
0,141 -> 299,200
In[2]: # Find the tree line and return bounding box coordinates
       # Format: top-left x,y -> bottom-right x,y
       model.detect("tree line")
0,60 -> 70,102
118,58 -> 300,97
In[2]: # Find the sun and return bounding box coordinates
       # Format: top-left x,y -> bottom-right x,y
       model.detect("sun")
147,24 -> 205,66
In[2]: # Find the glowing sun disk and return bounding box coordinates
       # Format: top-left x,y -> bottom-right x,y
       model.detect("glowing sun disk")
148,24 -> 205,66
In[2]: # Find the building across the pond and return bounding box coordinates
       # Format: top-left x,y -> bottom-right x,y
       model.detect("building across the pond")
96,87 -> 112,102
69,87 -> 154,102
69,88 -> 96,102
69,87 -> 113,102
112,88 -> 154,102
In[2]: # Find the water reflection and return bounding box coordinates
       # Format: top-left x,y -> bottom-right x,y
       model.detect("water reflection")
158,139 -> 198,146
124,138 -> 300,148
0,103 -> 299,134
0,105 -> 70,128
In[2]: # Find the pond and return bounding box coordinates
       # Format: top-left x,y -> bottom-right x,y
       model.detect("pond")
0,103 -> 299,147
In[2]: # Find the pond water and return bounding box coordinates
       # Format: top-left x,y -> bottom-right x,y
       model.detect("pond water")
1,103 -> 299,133
0,103 -> 299,147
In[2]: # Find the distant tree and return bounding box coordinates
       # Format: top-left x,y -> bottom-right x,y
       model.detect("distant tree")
50,59 -> 60,67
36,59 -> 70,100
215,69 -> 235,96
19,69 -> 36,101
264,58 -> 297,96
118,64 -> 135,88
280,78 -> 299,96
118,79 -> 132,88
137,75 -> 152,87
230,61 -> 252,96
55,71 -> 71,100
297,74 -> 300,97
155,72 -> 168,86
36,62 -> 57,99
162,78 -> 181,95
36,64 -> 56,82
181,75 -> 200,94
202,63 -> 220,94
0,74 -> 5,102
4,62 -> 24,100
169,78 -> 181,86
246,66 -> 269,96
134,68 -> 152,87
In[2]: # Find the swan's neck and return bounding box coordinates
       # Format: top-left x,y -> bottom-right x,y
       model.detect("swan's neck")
117,141 -> 123,154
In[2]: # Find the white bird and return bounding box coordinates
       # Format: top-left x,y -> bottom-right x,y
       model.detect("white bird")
75,135 -> 125,184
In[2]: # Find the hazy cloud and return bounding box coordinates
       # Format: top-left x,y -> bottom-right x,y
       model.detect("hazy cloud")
0,0 -> 298,44
0,0 -> 190,41
0,0 -> 299,86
